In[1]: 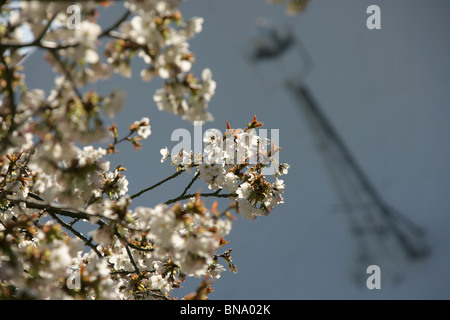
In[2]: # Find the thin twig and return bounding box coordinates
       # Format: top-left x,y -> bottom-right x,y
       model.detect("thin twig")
180,171 -> 200,197
99,9 -> 131,38
48,211 -> 103,258
35,14 -> 57,44
165,190 -> 235,205
124,244 -> 140,274
130,170 -> 184,200
69,218 -> 81,227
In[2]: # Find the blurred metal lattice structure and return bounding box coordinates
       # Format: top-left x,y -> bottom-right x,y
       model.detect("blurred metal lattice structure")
248,19 -> 430,284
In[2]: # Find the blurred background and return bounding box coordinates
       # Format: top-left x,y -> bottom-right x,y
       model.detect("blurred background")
22,0 -> 450,299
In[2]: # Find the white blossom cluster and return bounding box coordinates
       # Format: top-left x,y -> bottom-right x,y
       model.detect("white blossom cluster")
161,118 -> 290,220
0,215 -> 118,299
13,0 -> 215,123
113,0 -> 216,122
83,195 -> 235,299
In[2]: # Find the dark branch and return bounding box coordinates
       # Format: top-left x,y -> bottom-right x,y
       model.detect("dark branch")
99,9 -> 131,38
165,190 -> 236,205
124,244 -> 140,274
180,171 -> 200,197
7,196 -> 92,221
48,211 -> 103,258
130,170 -> 184,200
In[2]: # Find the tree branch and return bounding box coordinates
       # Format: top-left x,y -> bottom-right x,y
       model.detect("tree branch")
130,170 -> 184,200
34,13 -> 57,45
5,196 -> 140,231
99,9 -> 131,38
0,12 -> 56,49
180,171 -> 200,197
48,211 -> 103,258
124,243 -> 140,274
7,196 -> 92,221
165,190 -> 236,205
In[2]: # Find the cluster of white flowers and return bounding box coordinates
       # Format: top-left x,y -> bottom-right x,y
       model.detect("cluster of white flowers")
136,203 -> 231,277
80,193 -> 235,299
11,0 -> 215,123
0,217 -> 117,299
108,0 -> 216,122
161,118 -> 290,220
153,68 -> 216,123
131,117 -> 152,139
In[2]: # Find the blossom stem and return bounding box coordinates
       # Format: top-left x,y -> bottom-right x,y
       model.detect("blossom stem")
113,130 -> 134,146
